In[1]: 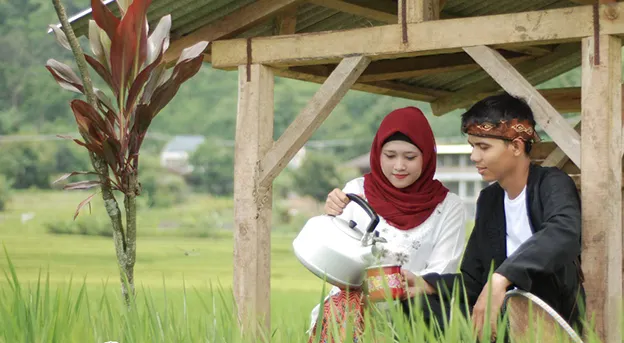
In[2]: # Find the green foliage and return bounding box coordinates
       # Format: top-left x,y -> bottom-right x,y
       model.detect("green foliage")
45,214 -> 112,237
138,155 -> 189,208
0,142 -> 57,189
0,174 -> 10,211
185,139 -> 235,196
292,151 -> 344,202
0,141 -> 91,190
141,172 -> 189,208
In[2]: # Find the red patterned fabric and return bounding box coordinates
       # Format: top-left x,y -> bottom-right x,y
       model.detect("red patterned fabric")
308,290 -> 365,343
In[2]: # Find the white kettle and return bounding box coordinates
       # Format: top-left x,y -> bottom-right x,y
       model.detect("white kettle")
292,194 -> 386,289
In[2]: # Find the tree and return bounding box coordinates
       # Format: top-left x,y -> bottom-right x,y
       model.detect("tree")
185,139 -> 235,196
292,151 -> 344,202
0,142 -> 56,189
47,0 -> 207,302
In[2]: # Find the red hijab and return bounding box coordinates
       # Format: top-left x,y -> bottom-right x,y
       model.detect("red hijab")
363,107 -> 449,230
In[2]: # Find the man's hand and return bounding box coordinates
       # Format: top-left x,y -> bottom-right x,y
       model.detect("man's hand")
472,273 -> 511,341
401,269 -> 436,298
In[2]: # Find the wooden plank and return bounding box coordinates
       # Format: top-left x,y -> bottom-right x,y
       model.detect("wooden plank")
276,6 -> 298,35
233,64 -> 274,336
164,0 -> 303,64
258,56 -> 371,187
581,34 -> 622,343
274,65 -> 450,101
308,0 -> 398,23
541,120 -> 581,169
211,4 -> 624,68
463,45 -> 581,166
399,0 -> 439,24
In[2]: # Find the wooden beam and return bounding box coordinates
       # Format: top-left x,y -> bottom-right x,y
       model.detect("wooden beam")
308,0 -> 398,23
164,0 -> 303,64
275,64 -> 450,101
311,0 -> 549,57
581,34 -> 622,343
463,45 -> 581,167
276,6 -> 298,35
542,120 -> 581,169
399,0 -> 439,24
258,56 -> 371,188
211,4 -> 624,68
233,64 -> 274,336
357,51 -> 530,82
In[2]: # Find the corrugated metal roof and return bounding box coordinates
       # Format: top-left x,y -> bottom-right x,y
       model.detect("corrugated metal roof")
61,0 -> 588,103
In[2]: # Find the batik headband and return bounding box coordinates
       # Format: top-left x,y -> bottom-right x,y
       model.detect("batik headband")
462,118 -> 541,143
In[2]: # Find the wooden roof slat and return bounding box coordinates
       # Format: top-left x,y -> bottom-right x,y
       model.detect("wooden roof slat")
307,0 -> 398,23
274,65 -> 451,101
358,51 -> 532,82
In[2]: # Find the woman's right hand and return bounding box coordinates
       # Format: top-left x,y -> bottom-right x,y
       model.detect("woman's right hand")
324,188 -> 350,216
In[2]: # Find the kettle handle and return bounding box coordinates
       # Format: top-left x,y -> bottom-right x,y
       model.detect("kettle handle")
345,193 -> 380,233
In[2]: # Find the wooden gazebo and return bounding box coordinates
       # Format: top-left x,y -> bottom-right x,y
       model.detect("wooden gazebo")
69,1 -> 623,341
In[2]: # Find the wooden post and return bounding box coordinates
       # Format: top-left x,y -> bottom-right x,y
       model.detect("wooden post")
398,0 -> 439,24
234,64 -> 274,337
581,35 -> 622,343
276,6 -> 297,35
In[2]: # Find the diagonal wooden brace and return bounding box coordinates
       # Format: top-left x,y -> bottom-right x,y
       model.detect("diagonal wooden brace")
258,55 -> 371,188
463,45 -> 581,167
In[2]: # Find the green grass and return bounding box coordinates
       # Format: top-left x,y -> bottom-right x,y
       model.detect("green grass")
0,190 -> 614,342
0,190 -> 325,342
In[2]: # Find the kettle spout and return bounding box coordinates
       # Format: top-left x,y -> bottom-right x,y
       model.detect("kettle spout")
361,236 -> 388,264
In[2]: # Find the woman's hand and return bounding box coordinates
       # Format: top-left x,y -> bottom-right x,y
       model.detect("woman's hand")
401,269 -> 436,298
324,188 -> 350,216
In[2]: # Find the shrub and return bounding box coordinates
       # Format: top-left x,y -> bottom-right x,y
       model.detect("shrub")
0,174 -> 10,211
138,154 -> 189,208
46,215 -> 112,237
140,172 -> 189,208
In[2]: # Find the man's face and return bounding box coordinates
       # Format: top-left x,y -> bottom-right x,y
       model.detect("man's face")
467,135 -> 522,183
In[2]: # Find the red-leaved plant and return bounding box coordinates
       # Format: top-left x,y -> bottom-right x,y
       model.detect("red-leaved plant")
46,0 -> 207,300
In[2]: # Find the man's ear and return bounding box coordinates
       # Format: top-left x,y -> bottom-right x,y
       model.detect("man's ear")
511,138 -> 525,156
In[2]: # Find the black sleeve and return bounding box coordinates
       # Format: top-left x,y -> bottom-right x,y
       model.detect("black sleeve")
495,170 -> 582,291
422,196 -> 487,307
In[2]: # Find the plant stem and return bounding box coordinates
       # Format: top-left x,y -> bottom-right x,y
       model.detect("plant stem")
51,0 -> 132,302
124,172 -> 138,296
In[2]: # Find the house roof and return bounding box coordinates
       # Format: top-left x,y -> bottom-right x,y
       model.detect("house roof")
59,0 -> 590,114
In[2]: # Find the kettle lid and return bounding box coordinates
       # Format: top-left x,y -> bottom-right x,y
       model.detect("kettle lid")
331,216 -> 364,240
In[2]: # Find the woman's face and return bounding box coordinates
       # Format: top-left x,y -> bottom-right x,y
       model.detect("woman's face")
380,140 -> 424,188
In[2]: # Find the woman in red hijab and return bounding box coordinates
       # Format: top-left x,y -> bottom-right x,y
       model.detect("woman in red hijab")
308,107 -> 467,342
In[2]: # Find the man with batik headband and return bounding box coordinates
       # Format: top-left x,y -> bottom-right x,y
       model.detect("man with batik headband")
401,92 -> 585,340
